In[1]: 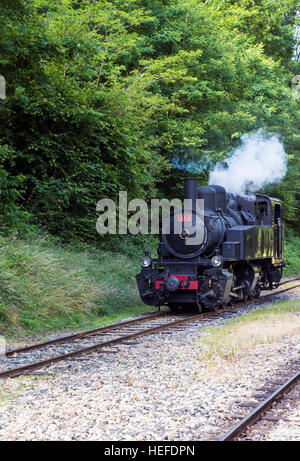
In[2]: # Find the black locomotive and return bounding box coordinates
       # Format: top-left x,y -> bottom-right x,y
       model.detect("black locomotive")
136,178 -> 284,312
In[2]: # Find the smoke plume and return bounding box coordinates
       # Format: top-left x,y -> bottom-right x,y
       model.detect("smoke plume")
208,130 -> 288,194
172,154 -> 211,174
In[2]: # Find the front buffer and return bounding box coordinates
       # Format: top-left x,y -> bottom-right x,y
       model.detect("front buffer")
136,263 -> 233,311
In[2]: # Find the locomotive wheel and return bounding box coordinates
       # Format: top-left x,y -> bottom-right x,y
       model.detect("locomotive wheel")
253,286 -> 261,298
242,279 -> 251,301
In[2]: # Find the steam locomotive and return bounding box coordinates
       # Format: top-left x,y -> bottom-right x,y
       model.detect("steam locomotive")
136,178 -> 284,312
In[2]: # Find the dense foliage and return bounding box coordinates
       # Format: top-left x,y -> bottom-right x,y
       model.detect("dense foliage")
0,0 -> 299,240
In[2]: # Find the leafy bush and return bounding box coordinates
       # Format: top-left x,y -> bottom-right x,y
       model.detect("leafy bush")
283,230 -> 300,277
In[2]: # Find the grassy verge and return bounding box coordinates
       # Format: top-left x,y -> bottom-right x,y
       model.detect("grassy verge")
0,233 -> 154,339
283,231 -> 300,277
197,299 -> 300,366
0,229 -> 299,340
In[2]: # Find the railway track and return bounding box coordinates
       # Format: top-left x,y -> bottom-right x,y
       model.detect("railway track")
1,277 -> 299,380
218,370 -> 300,441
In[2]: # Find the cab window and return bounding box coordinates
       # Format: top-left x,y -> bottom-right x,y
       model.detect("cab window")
255,201 -> 268,218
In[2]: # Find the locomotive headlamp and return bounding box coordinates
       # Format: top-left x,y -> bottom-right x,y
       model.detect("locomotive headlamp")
141,256 -> 152,268
211,255 -> 223,267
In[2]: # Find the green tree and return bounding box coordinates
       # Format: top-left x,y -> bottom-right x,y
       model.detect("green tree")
0,0 -> 299,239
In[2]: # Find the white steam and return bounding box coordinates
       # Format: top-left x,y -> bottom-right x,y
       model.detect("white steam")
208,130 -> 288,195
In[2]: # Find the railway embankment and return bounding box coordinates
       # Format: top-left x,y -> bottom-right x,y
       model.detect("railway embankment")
0,233 -> 152,341
0,231 -> 300,343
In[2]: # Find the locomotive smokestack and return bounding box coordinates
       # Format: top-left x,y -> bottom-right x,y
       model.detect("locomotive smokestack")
184,178 -> 198,209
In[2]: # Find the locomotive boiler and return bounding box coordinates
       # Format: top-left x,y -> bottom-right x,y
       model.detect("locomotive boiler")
136,178 -> 284,312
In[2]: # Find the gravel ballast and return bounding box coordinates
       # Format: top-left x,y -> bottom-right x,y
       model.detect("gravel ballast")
0,290 -> 299,441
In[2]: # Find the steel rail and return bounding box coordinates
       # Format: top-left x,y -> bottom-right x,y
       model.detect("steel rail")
5,311 -> 167,356
218,371 -> 300,441
5,277 -> 300,357
0,312 -> 211,379
281,275 -> 300,283
1,278 -> 300,380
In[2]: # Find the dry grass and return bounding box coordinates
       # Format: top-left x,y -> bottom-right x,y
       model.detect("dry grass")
196,300 -> 300,366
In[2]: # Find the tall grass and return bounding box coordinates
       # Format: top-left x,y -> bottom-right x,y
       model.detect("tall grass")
0,233 -> 149,336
